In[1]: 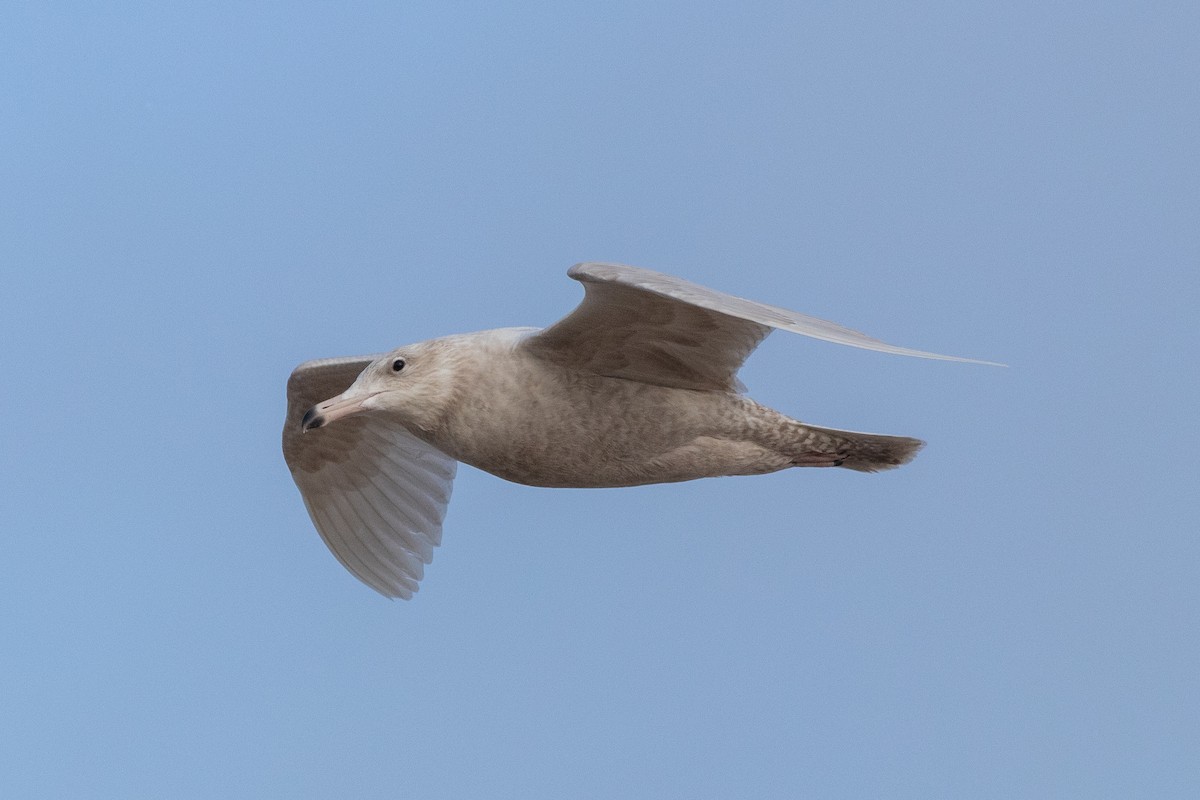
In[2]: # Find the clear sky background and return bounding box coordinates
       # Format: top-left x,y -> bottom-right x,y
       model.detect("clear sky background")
2,2 -> 1197,798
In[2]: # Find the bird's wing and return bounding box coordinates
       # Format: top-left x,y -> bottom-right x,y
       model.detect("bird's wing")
524,262 -> 1002,391
282,356 -> 457,599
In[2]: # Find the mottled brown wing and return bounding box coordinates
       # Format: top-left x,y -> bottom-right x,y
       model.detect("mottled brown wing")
282,356 -> 457,599
524,262 -> 1001,391
525,267 -> 771,391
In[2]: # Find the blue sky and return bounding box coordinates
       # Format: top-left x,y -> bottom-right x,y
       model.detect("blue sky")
2,2 -> 1197,797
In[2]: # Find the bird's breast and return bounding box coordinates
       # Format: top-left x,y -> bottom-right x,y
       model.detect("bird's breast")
433,360 -> 723,488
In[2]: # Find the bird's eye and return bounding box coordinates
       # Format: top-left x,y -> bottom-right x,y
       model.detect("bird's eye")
391,358 -> 406,373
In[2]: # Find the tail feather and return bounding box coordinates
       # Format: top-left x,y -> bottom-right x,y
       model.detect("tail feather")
802,424 -> 925,473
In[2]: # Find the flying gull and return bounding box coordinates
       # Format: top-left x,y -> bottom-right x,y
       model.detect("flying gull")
283,262 -> 1000,598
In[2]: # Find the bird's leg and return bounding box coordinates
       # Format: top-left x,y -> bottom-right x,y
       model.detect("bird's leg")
789,452 -> 846,468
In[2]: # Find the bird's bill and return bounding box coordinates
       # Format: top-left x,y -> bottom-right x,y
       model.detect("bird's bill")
301,391 -> 377,432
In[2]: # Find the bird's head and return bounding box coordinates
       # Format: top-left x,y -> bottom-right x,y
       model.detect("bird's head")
301,339 -> 459,435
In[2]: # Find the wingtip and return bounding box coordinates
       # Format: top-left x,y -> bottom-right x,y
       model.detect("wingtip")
953,356 -> 1008,368
919,353 -> 1008,368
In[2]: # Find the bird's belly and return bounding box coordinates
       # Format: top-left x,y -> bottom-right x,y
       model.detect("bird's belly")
444,409 -> 666,487
467,437 -> 789,488
438,374 -> 780,488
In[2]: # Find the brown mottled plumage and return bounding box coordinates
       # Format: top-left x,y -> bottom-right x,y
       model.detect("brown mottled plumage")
283,262 -> 1000,598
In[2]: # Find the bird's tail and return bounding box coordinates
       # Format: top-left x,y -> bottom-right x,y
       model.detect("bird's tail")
799,423 -> 925,473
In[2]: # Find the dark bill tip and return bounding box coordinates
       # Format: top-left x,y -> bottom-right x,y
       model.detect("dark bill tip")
300,406 -> 325,432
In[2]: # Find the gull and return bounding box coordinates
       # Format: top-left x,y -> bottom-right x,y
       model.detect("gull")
283,262 -> 999,598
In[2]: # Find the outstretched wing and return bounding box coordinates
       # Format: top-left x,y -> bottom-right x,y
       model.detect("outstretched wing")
282,356 -> 457,599
523,262 -> 1002,391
